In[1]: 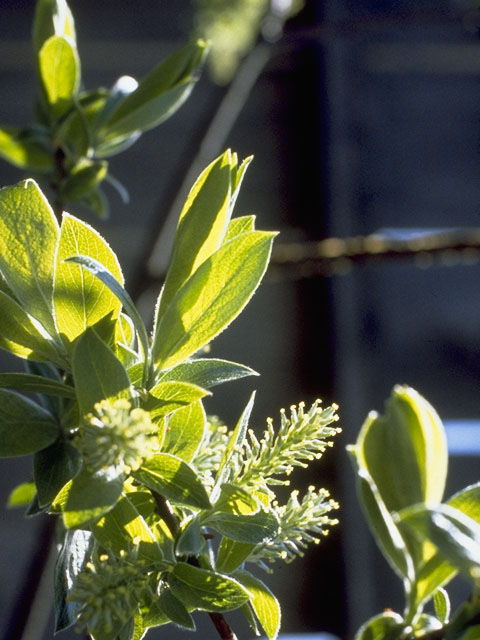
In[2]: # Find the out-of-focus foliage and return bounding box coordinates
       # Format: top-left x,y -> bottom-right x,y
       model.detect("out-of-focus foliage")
193,0 -> 304,84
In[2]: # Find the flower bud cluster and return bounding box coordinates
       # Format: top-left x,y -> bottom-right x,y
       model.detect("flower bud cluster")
68,550 -> 147,638
75,398 -> 158,473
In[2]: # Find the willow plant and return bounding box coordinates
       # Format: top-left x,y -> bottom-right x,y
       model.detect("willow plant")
0,5 -> 340,639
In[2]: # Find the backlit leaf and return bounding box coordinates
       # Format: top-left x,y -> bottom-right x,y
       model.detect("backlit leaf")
153,231 -> 275,369
54,213 -> 123,345
170,562 -> 251,612
0,180 -> 59,336
133,453 -> 211,510
235,570 -> 281,640
39,35 -> 80,118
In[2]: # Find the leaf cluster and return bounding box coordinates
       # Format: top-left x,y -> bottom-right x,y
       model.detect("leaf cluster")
0,147 -> 338,640
0,0 -> 208,217
350,385 -> 480,640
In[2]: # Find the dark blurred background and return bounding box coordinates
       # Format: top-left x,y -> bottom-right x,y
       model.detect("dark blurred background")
1,1 -> 480,638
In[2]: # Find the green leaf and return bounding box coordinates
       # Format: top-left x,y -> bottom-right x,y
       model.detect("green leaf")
0,126 -> 52,171
348,449 -> 415,581
433,587 -> 450,624
155,150 -> 237,322
162,400 -> 206,462
213,483 -> 260,515
34,438 -> 81,507
158,588 -> 195,630
33,0 -> 76,54
456,626 -> 480,640
354,611 -> 405,640
216,539 -> 255,574
54,529 -> 93,632
0,180 -> 59,336
213,393 -> 255,500
39,35 -> 80,118
59,160 -> 108,202
145,381 -> 210,418
175,516 -> 206,556
356,386 -> 448,514
234,570 -> 281,640
223,215 -> 256,243
60,467 -> 124,528
133,453 -> 211,510
170,562 -> 251,612
0,389 -> 59,457
54,214 -> 124,345
7,482 -> 37,508
153,230 -> 276,369
72,328 -> 131,415
99,40 -> 208,141
414,484 -> 480,603
206,509 -> 279,544
63,255 -> 149,383
157,358 -> 258,389
90,494 -> 163,564
0,291 -> 63,365
412,614 -> 443,635
400,503 -> 480,580
0,373 -> 75,398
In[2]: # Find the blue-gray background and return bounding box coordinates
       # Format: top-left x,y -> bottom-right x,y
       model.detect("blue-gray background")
0,1 -> 479,638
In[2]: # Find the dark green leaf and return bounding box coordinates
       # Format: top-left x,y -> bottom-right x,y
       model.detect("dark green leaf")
54,529 -> 93,632
133,453 -> 211,510
175,516 -> 205,556
157,358 -> 258,389
99,40 -> 208,141
72,327 -> 131,415
158,588 -> 195,629
170,562 -> 251,612
0,372 -> 75,398
60,467 -> 124,528
34,438 -> 81,507
205,509 -> 279,544
0,389 -> 59,457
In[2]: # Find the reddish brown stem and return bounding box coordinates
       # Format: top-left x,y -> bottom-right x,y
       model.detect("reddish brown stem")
208,612 -> 238,640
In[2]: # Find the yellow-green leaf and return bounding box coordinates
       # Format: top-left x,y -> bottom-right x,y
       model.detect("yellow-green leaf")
0,291 -> 62,365
54,213 -> 124,346
39,35 -> 80,117
153,231 -> 276,369
0,127 -> 52,171
235,570 -> 281,640
356,385 -> 448,512
0,180 -> 59,336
